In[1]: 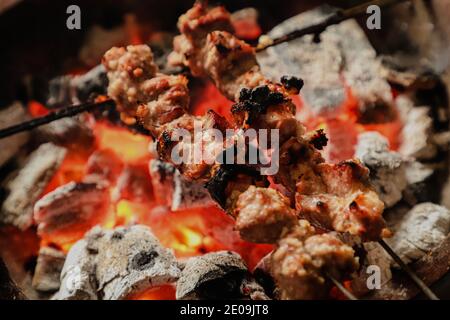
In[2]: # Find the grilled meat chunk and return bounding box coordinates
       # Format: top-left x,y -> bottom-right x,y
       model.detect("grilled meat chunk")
272,220 -> 359,300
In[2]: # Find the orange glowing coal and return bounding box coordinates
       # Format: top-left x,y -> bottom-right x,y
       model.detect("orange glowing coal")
93,121 -> 151,163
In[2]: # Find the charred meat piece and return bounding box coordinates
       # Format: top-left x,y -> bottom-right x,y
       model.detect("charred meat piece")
272,220 -> 359,300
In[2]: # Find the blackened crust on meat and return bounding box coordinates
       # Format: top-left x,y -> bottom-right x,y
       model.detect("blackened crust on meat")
205,164 -> 267,208
231,85 -> 285,125
308,129 -> 328,150
156,131 -> 175,160
280,76 -> 304,94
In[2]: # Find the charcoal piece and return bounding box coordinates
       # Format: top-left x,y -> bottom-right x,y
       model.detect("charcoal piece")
355,131 -> 407,208
32,247 -> 66,293
54,225 -> 180,300
0,143 -> 67,229
385,202 -> 450,265
33,182 -> 111,244
176,251 -> 267,300
0,102 -> 30,168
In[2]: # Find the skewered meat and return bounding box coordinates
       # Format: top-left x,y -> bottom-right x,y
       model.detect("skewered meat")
295,158 -> 389,241
233,186 -> 297,243
103,45 -> 189,134
168,1 -> 234,77
272,220 -> 359,300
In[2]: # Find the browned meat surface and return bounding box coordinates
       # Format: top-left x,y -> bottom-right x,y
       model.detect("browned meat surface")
233,186 -> 297,243
157,111 -> 229,181
272,220 -> 359,300
295,160 -> 389,241
168,1 -> 234,77
103,45 -> 189,134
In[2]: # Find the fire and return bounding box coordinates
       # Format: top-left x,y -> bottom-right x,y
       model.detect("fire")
127,285 -> 176,300
93,121 -> 151,163
296,84 -> 402,162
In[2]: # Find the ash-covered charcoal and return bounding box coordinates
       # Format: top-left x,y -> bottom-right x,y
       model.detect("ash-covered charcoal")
112,164 -> 154,204
172,170 -> 215,211
258,6 -> 395,120
257,6 -> 345,115
149,159 -> 176,206
176,251 -> 268,300
33,116 -> 95,148
84,149 -> 124,186
402,161 -> 434,205
32,246 -> 66,293
396,95 -> 437,160
46,64 -> 108,108
55,225 -> 180,300
385,202 -> 450,265
0,143 -> 67,230
355,132 -> 407,208
53,240 -> 97,300
327,20 -> 395,123
33,182 -> 111,244
0,102 -> 30,168
380,54 -> 439,90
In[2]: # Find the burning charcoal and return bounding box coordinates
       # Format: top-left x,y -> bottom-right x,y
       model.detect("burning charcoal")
355,132 -> 407,208
257,5 -> 345,115
33,116 -> 94,148
46,64 -> 108,108
0,102 -> 30,168
252,253 -> 277,299
328,20 -> 394,123
385,202 -> 450,265
149,159 -> 176,206
84,149 -> 124,185
149,160 -> 214,211
402,161 -> 434,205
54,225 -> 180,300
53,240 -> 97,300
380,55 -> 438,90
176,251 -> 268,300
0,143 -> 67,229
32,247 -> 66,293
112,164 -> 154,203
396,95 -> 437,160
33,182 -> 111,244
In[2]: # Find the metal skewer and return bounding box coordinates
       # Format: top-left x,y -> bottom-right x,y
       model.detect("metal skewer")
378,239 -> 439,300
256,0 -> 411,52
326,272 -> 358,300
0,99 -> 115,139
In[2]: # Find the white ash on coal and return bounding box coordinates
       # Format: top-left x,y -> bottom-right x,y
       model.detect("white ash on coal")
0,143 -> 67,229
54,225 -> 180,300
32,246 -> 66,293
176,251 -> 268,300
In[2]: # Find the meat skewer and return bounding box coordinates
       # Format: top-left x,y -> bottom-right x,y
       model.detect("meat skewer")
102,43 -> 360,299
168,1 -> 438,300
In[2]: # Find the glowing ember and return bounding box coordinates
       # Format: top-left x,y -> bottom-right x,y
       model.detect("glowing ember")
93,121 -> 151,163
127,285 -> 176,300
